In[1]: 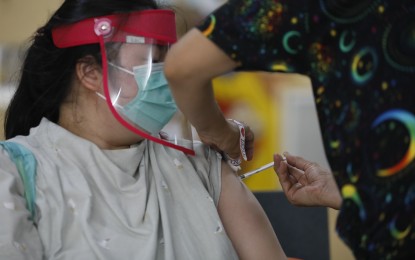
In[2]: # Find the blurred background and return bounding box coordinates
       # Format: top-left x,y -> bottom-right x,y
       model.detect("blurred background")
0,0 -> 354,259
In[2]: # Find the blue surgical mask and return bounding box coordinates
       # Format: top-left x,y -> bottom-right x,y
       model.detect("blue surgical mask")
102,62 -> 177,134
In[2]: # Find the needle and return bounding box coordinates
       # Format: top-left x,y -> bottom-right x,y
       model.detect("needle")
239,162 -> 275,180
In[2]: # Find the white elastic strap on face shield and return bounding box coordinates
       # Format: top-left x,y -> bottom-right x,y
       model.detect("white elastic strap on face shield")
108,61 -> 164,74
108,62 -> 134,75
96,91 -> 123,109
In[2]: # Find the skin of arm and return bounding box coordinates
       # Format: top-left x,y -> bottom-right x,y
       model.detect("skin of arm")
274,152 -> 342,210
218,160 -> 287,260
164,29 -> 255,160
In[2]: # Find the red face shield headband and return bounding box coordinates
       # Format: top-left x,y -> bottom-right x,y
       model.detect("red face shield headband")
50,10 -> 195,155
52,9 -> 177,47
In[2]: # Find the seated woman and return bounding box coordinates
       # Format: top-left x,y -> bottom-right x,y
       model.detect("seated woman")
0,0 -> 286,259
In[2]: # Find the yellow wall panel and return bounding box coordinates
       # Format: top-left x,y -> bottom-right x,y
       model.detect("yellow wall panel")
213,72 -> 282,191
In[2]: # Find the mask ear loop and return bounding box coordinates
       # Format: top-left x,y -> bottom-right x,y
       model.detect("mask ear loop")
94,18 -> 195,155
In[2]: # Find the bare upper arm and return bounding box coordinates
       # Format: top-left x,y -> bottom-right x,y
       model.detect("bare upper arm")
218,160 -> 287,260
164,28 -> 237,84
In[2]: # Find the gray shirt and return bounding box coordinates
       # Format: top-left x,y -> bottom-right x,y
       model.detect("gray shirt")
0,118 -> 238,260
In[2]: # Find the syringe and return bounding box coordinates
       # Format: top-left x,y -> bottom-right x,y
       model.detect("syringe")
239,162 -> 275,180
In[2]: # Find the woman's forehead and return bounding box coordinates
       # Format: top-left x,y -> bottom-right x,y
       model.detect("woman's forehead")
119,43 -> 152,57
117,43 -> 162,63
120,43 -> 160,56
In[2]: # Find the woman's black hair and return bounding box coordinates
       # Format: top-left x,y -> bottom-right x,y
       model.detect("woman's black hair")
4,0 -> 160,139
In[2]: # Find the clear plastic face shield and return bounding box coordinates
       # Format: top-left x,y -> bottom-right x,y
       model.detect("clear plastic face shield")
52,10 -> 194,155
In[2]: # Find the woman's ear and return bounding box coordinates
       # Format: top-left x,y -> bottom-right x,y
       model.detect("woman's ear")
75,56 -> 102,91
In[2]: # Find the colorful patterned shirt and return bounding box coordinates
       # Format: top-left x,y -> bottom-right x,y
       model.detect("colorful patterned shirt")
198,0 -> 415,258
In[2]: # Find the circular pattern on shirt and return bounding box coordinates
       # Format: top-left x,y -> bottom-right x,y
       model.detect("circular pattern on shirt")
339,30 -> 357,53
389,213 -> 412,240
202,15 -> 216,37
351,47 -> 378,85
382,8 -> 415,73
319,0 -> 380,23
369,109 -> 415,178
282,31 -> 303,54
